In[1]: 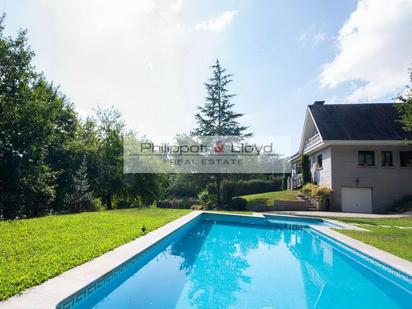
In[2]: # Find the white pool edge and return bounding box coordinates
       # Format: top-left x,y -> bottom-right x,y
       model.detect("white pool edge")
1,211 -> 411,309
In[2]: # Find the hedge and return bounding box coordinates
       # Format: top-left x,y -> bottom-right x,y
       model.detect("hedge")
157,198 -> 199,209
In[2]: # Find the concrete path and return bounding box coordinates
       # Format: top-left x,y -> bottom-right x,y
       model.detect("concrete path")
264,210 -> 411,219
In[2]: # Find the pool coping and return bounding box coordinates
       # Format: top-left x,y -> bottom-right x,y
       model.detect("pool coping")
261,212 -> 367,230
1,210 -> 411,308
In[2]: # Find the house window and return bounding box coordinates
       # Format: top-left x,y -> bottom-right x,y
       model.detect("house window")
400,151 -> 412,167
381,151 -> 393,167
358,151 -> 375,166
295,163 -> 302,174
317,154 -> 323,169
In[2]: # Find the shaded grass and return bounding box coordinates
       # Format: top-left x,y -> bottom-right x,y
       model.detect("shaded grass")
0,208 -> 190,301
334,217 -> 412,262
240,190 -> 299,207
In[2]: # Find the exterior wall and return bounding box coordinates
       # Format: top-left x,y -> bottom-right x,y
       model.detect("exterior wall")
309,147 -> 332,187
330,145 -> 412,213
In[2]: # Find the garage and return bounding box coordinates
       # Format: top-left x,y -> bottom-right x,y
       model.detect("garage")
341,187 -> 373,213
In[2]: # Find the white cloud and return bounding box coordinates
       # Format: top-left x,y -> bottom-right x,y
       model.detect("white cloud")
320,0 -> 412,102
299,26 -> 326,48
195,10 -> 238,32
15,0 -> 234,138
170,0 -> 183,12
312,31 -> 326,46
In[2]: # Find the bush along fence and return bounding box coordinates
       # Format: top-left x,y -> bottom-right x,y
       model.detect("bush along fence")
156,198 -> 199,209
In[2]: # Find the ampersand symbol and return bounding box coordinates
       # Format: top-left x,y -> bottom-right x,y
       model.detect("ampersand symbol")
213,141 -> 225,153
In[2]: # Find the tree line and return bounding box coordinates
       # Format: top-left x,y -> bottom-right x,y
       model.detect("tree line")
0,16 -> 164,219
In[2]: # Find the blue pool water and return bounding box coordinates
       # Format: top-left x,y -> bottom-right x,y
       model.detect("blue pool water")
67,214 -> 412,309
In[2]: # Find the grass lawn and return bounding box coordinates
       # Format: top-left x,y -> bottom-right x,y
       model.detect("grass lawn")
0,208 -> 190,301
240,190 -> 299,206
334,217 -> 412,262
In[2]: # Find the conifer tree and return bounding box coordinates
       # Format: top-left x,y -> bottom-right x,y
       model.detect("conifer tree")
64,158 -> 93,212
193,60 -> 251,206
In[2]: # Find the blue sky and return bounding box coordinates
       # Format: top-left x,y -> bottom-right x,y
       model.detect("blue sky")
1,0 -> 411,154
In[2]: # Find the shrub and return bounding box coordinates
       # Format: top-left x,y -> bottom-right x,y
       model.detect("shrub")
312,186 -> 333,202
227,197 -> 247,211
156,198 -> 198,209
90,198 -> 105,211
301,183 -> 317,196
391,195 -> 412,213
198,187 -> 217,209
281,175 -> 289,190
114,196 -> 143,209
191,204 -> 205,210
301,155 -> 311,184
301,184 -> 333,202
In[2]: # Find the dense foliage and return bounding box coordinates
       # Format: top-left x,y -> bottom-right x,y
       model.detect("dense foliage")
301,155 -> 311,184
0,16 -> 165,219
397,65 -> 412,135
0,208 -> 189,300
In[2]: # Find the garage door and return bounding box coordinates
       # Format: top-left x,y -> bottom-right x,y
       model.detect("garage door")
341,187 -> 372,213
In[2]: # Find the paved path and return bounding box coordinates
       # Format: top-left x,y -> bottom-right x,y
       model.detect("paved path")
264,210 -> 411,219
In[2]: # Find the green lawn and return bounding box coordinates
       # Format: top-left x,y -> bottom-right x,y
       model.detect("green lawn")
0,208 -> 190,301
335,217 -> 412,262
240,190 -> 299,206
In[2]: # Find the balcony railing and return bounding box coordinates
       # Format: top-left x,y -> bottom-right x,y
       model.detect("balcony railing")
304,133 -> 321,150
287,174 -> 303,189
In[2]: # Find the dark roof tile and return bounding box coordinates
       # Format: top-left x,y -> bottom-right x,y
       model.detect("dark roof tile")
309,103 -> 412,140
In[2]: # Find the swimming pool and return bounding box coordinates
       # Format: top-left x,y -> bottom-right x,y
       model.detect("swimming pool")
59,213 -> 412,309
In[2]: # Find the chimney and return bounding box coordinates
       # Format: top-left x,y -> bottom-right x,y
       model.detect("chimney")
313,100 -> 325,105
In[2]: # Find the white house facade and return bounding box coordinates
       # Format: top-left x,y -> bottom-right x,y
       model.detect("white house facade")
290,101 -> 412,214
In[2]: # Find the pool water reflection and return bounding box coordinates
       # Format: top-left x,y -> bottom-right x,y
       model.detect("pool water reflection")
73,217 -> 411,309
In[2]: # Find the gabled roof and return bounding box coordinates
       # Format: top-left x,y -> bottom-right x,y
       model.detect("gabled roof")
309,103 -> 412,141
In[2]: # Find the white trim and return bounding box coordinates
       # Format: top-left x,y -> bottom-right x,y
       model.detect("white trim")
298,107 -> 310,154
324,140 -> 411,146
298,107 -> 324,155
308,107 -> 323,143
297,139 -> 412,157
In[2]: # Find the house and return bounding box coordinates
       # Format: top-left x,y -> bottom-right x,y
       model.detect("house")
289,101 -> 412,214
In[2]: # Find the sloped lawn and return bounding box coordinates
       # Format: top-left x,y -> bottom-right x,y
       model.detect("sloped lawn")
240,190 -> 299,206
0,208 -> 190,301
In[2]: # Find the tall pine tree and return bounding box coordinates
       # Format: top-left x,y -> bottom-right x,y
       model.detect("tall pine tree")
193,59 -> 251,206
